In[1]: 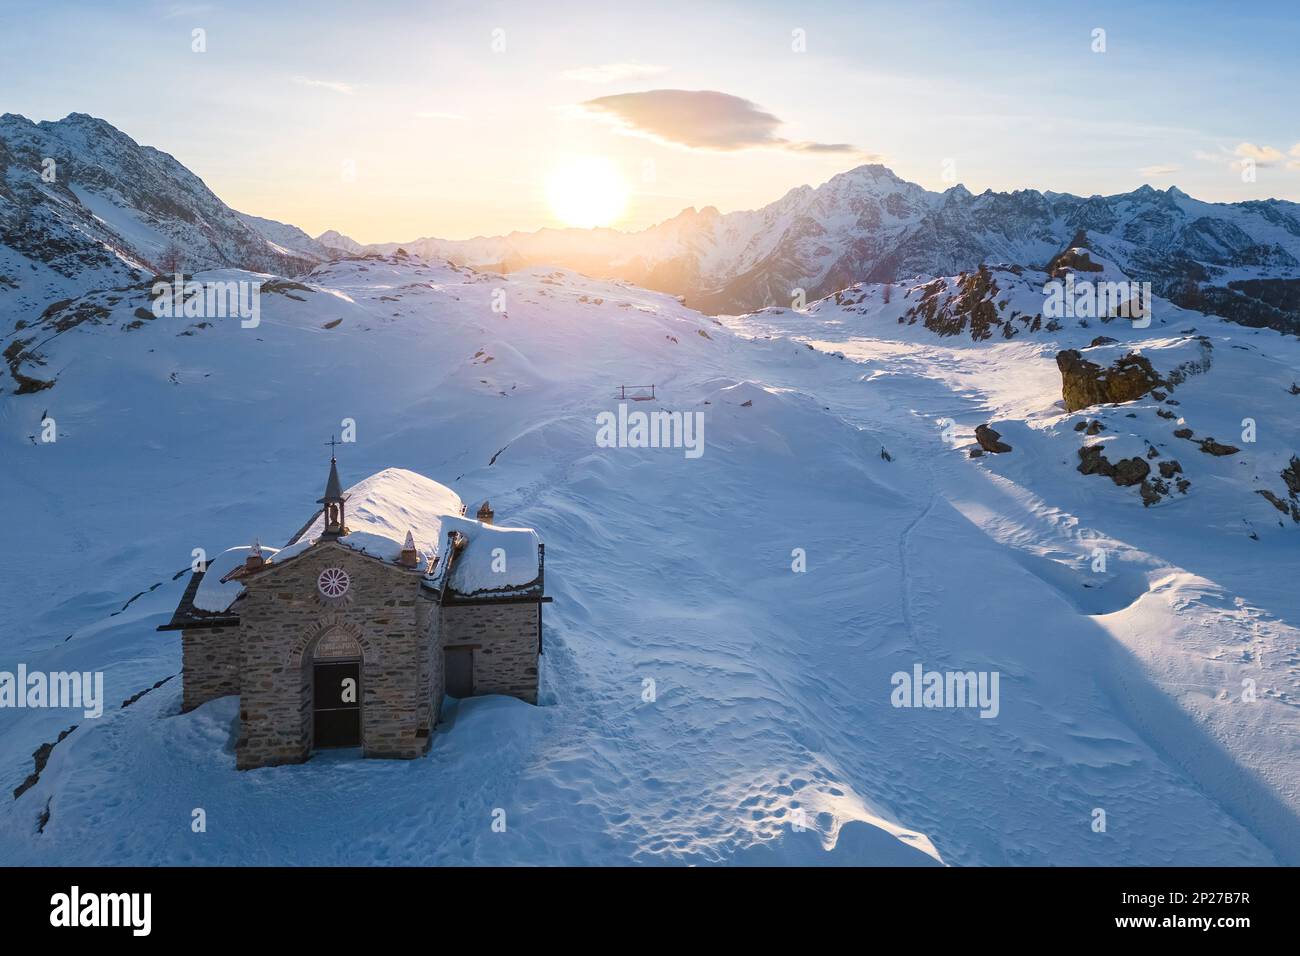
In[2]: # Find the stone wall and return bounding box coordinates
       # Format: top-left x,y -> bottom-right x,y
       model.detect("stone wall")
441,602 -> 540,704
181,623 -> 240,711
234,541 -> 429,770
416,590 -> 442,740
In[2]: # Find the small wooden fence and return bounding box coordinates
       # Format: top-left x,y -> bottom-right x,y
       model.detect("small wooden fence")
616,385 -> 656,401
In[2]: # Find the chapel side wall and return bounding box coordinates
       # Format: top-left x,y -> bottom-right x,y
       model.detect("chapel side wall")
415,592 -> 443,743
441,602 -> 540,704
234,544 -> 426,770
181,623 -> 241,711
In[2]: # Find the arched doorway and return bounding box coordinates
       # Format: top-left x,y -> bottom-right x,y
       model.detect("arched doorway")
311,629 -> 362,749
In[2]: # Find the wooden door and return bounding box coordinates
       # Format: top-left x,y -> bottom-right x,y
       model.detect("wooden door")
445,647 -> 474,698
313,660 -> 361,748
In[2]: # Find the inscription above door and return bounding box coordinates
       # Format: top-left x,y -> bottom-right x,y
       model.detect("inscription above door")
315,630 -> 361,660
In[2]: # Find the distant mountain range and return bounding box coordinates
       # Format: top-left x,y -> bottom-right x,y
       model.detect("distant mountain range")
346,165 -> 1300,326
3,113 -> 1300,332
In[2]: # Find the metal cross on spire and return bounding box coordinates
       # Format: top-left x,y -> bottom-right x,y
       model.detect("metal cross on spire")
325,434 -> 341,458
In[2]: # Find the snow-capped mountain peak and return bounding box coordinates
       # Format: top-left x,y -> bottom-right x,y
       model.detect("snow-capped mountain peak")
0,112 -> 330,322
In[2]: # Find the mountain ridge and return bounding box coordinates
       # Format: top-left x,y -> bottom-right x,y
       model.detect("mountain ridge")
351,160 -> 1300,324
0,112 -> 332,321
5,113 -> 1300,334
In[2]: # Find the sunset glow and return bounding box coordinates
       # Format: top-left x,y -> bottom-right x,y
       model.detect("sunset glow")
545,156 -> 629,229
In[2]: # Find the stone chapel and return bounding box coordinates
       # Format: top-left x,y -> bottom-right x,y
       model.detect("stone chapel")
159,458 -> 547,769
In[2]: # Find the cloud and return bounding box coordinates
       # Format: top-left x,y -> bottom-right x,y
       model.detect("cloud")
413,111 -> 465,121
579,89 -> 865,156
1194,143 -> 1300,172
1233,142 -> 1285,167
291,76 -> 355,95
1139,164 -> 1181,176
563,62 -> 669,84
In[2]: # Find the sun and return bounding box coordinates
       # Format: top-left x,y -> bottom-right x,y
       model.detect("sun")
546,156 -> 628,229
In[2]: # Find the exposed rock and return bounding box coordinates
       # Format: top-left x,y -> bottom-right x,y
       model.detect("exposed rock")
906,266 -> 1006,340
975,423 -> 1013,453
1140,479 -> 1167,506
1257,489 -> 1300,522
1089,336 -> 1118,347
3,338 -> 56,394
1158,460 -> 1183,479
1255,456 -> 1300,523
1197,437 -> 1240,457
1056,349 -> 1164,412
1046,232 -> 1105,278
1282,455 -> 1300,496
1078,444 -> 1151,487
12,725 -> 77,800
1114,456 -> 1153,485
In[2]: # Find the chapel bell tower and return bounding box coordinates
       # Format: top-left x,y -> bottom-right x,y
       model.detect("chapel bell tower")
318,439 -> 349,538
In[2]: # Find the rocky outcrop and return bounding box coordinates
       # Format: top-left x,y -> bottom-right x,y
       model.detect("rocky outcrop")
1283,456 -> 1300,496
974,423 -> 1013,453
1078,443 -> 1189,507
1256,456 -> 1300,523
1046,232 -> 1105,278
905,266 -> 1008,341
1078,445 -> 1150,486
1171,426 -> 1240,457
1197,437 -> 1240,457
1056,349 -> 1164,412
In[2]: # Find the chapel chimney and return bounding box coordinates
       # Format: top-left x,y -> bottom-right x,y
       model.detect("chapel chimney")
244,538 -> 265,571
399,530 -> 419,567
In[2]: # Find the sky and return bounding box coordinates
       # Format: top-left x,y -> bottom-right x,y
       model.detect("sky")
2,0 -> 1299,243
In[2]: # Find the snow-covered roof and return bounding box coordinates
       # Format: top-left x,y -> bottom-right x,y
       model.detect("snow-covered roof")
437,513 -> 541,597
185,468 -> 541,614
193,545 -> 278,612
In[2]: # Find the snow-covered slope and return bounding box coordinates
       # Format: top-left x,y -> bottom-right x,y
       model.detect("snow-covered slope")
2,245 -> 1297,865
236,212 -> 335,264
0,113 -> 326,324
315,229 -> 365,256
